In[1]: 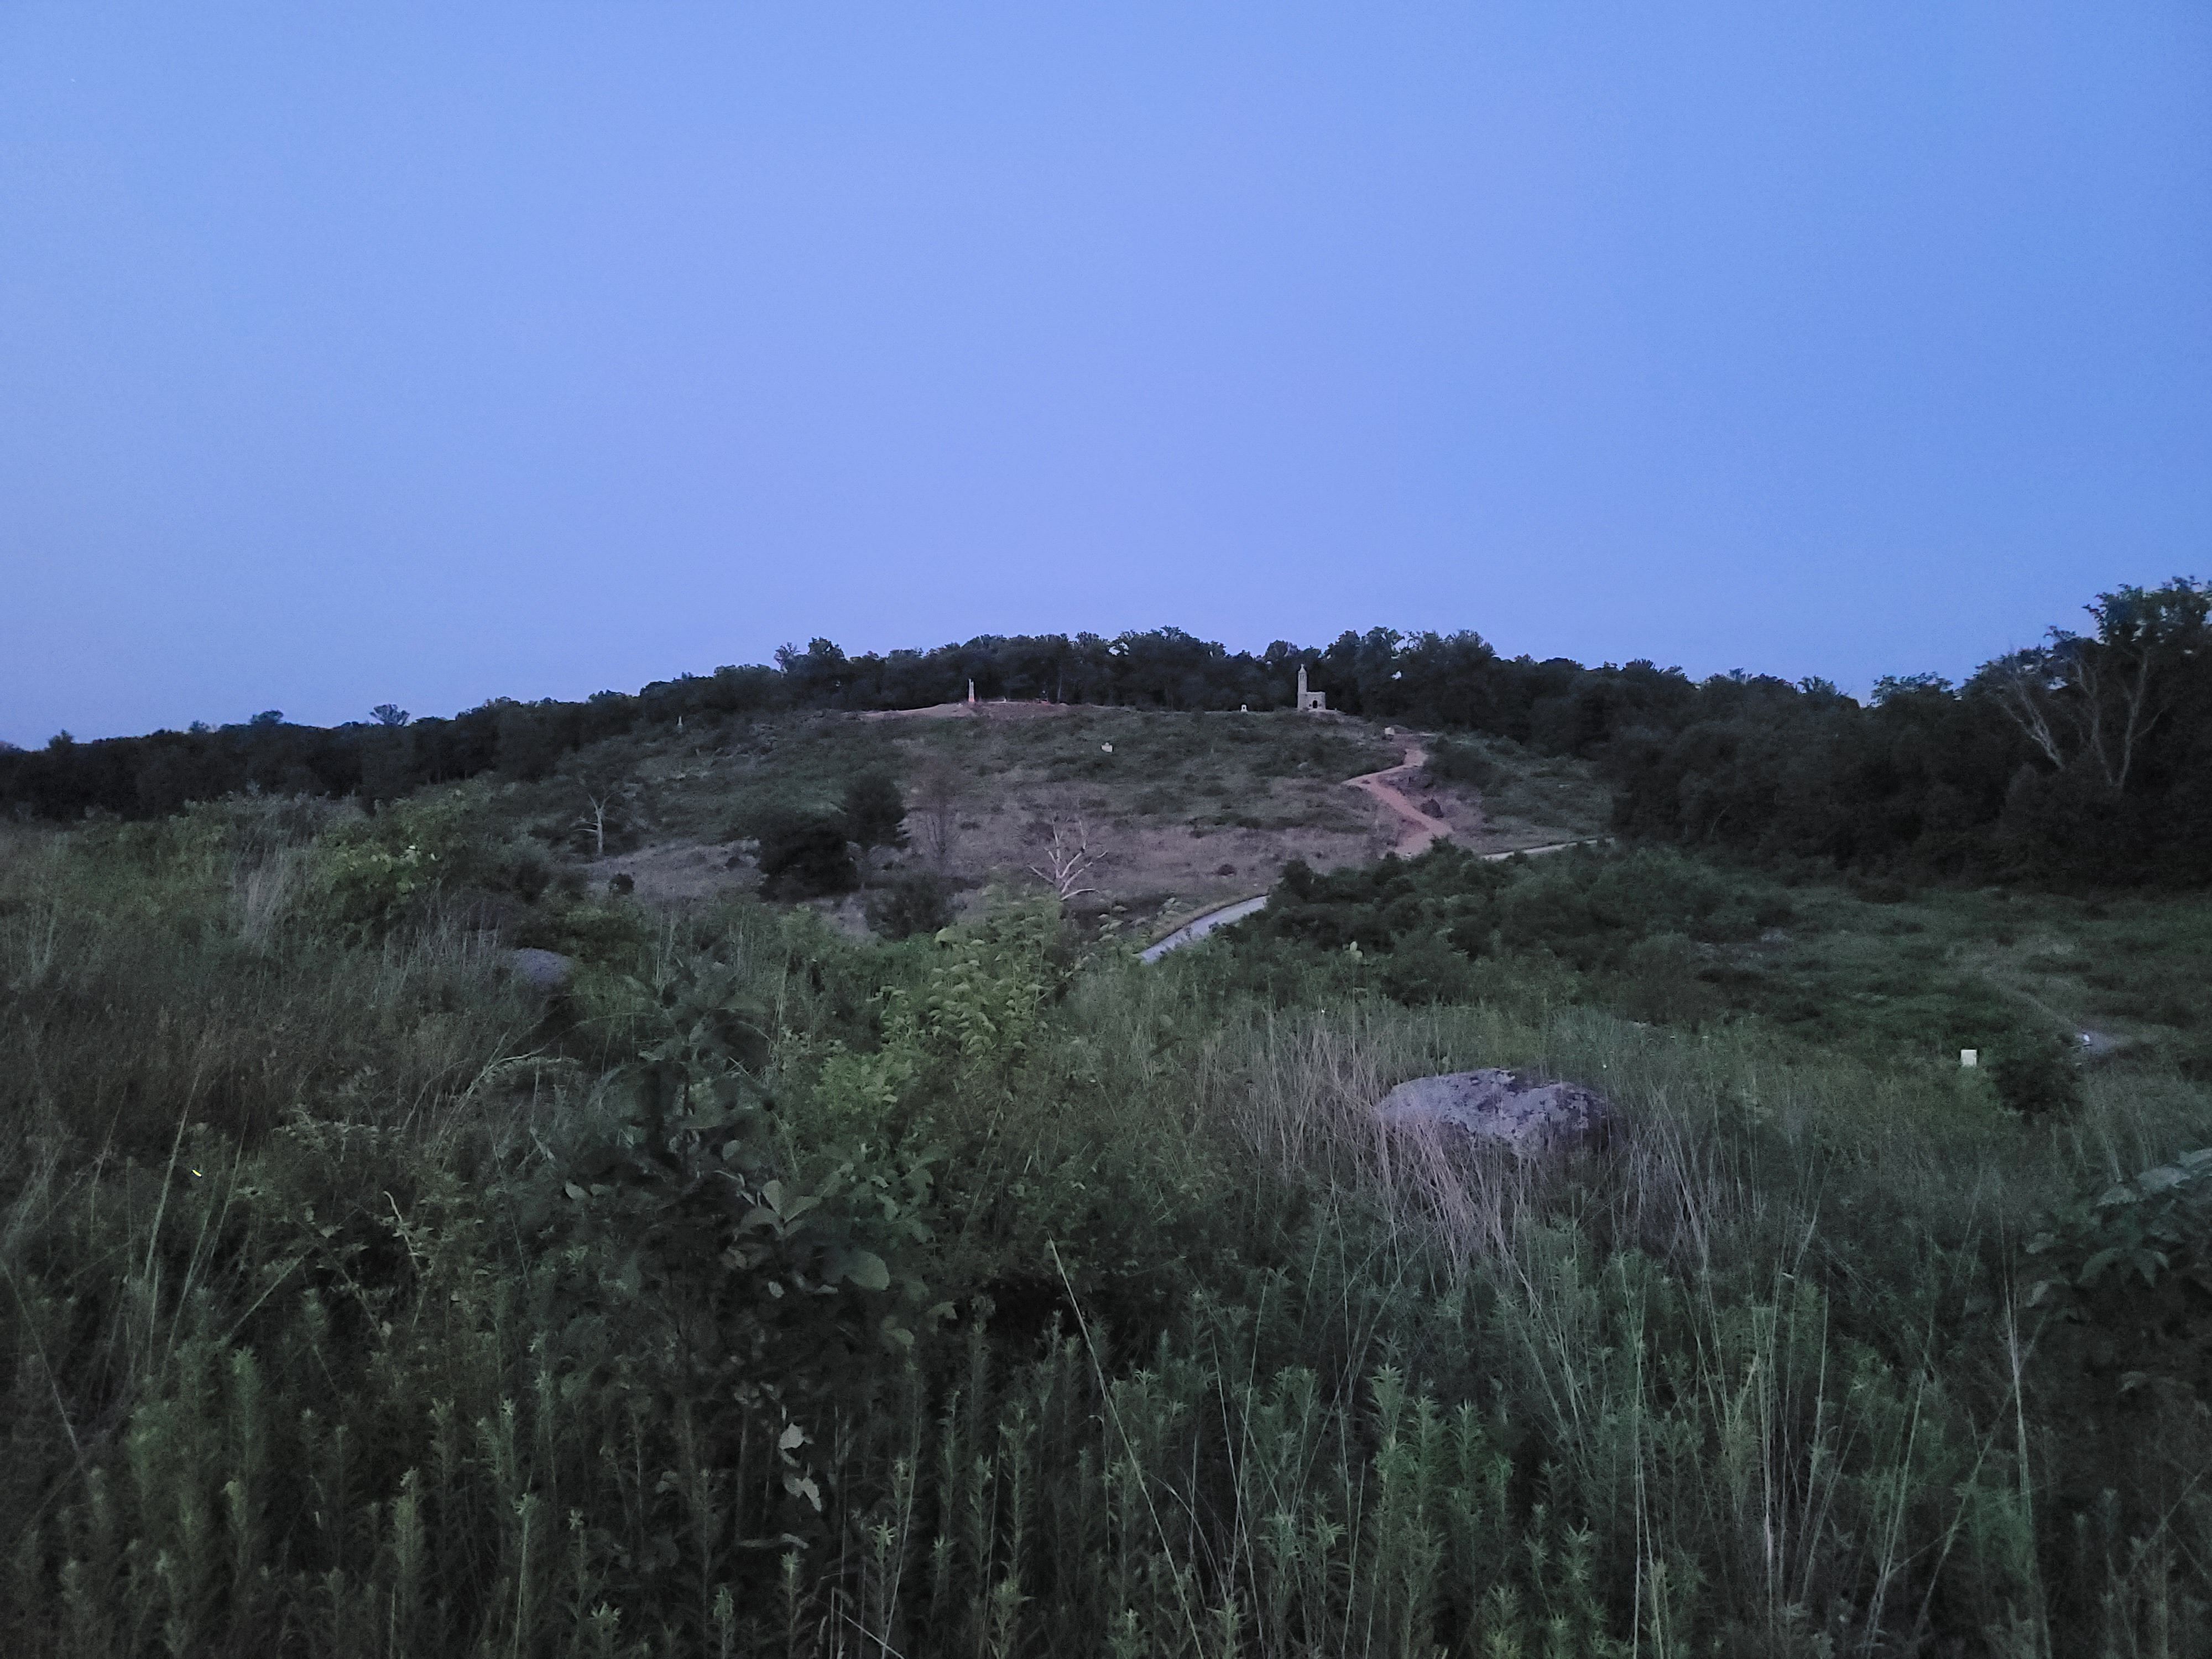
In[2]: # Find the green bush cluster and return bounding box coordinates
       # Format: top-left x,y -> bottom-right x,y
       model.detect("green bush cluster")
755,811 -> 859,900
1423,733 -> 1497,787
2028,1148 -> 2212,1402
1260,844 -> 1777,966
747,769 -> 917,904
1238,843 -> 2068,1066
866,869 -> 958,940
1991,1035 -> 2087,1118
306,789 -> 580,941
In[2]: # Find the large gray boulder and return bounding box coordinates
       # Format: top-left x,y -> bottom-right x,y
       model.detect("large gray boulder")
1375,1068 -> 1612,1155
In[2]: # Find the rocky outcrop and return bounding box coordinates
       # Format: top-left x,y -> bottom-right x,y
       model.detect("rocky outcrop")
1375,1068 -> 1612,1154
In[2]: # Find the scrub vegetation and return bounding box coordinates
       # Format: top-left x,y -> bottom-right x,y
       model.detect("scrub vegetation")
4,778 -> 2212,1657
1236,841 -> 2212,1082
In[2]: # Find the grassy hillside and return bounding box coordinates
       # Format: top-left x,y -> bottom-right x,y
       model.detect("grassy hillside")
3,757 -> 2210,1655
462,706 -> 1606,930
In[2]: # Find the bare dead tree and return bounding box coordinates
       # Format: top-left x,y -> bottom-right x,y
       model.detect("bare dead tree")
576,790 -> 616,858
1979,582 -> 2209,794
1981,650 -> 2070,772
568,765 -> 639,858
1027,817 -> 1103,901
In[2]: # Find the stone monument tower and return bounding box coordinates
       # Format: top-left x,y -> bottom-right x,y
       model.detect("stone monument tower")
1296,665 -> 1328,713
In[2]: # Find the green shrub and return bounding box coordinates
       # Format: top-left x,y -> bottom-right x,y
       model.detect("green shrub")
514,949 -> 930,1392
306,791 -> 516,937
867,869 -> 957,940
510,891 -> 656,968
1991,1034 -> 2085,1117
2028,1147 -> 2212,1401
1374,927 -> 1473,1005
842,770 -> 909,852
757,810 -> 858,900
1426,734 -> 1497,787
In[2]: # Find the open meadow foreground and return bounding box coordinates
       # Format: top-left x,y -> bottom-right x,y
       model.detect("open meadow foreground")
5,595 -> 2212,1656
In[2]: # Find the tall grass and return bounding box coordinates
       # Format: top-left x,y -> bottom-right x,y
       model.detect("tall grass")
3,807 -> 2209,1653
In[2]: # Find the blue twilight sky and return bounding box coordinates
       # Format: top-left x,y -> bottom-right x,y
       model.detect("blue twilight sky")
3,4 -> 2208,744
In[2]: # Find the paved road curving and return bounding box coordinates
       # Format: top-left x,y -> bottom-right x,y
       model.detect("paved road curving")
1138,895 -> 1271,962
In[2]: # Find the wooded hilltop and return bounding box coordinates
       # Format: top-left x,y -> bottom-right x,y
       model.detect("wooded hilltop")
9,576 -> 2206,885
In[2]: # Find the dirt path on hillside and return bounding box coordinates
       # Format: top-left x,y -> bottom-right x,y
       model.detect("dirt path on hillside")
1345,741 -> 1457,856
1347,738 -> 1610,862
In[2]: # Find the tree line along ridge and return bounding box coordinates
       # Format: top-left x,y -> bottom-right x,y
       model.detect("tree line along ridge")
6,578 -> 2206,886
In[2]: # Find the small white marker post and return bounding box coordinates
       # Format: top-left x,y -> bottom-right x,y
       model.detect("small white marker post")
1960,1049 -> 1979,1068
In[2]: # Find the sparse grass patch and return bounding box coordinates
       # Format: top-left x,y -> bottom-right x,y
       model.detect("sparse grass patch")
892,706 -> 1399,830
